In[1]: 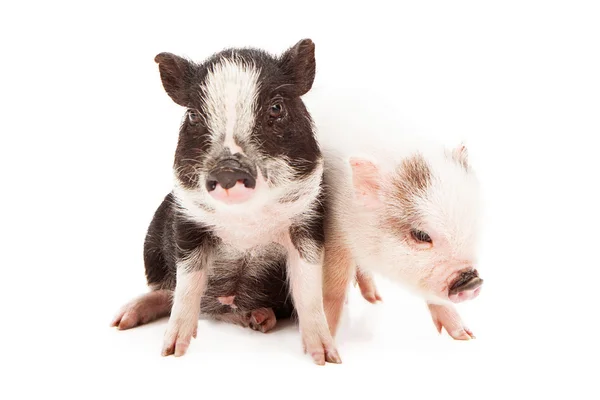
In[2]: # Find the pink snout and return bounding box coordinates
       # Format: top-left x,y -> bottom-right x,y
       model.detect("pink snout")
448,269 -> 483,304
449,286 -> 482,303
206,166 -> 256,205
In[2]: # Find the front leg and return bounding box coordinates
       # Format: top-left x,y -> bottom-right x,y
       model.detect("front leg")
286,224 -> 341,365
161,266 -> 207,356
427,302 -> 475,340
355,267 -> 382,304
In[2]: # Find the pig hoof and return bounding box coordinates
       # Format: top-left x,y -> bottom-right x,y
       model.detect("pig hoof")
249,308 -> 277,333
307,348 -> 341,365
361,290 -> 383,304
310,351 -> 326,366
325,348 -> 342,364
427,303 -> 475,341
111,309 -> 142,330
449,328 -> 475,340
161,318 -> 197,357
110,290 -> 172,330
356,270 -> 382,303
302,332 -> 342,365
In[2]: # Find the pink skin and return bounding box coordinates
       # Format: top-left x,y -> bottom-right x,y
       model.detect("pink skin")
420,262 -> 483,311
110,290 -> 172,330
355,270 -> 382,304
249,308 -> 277,333
217,295 -> 237,309
348,154 -> 482,341
397,232 -> 482,338
209,181 -> 254,204
412,232 -> 482,304
161,269 -> 206,357
419,261 -> 482,303
450,286 -> 482,303
428,303 -> 475,340
418,252 -> 482,338
208,170 -> 268,205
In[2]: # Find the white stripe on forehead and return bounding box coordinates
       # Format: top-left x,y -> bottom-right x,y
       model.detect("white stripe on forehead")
201,58 -> 260,154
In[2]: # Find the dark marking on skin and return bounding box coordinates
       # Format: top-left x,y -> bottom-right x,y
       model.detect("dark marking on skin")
289,188 -> 325,265
384,154 -> 432,235
398,153 -> 431,194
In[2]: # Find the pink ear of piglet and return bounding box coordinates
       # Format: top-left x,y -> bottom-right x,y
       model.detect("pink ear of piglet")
349,157 -> 382,208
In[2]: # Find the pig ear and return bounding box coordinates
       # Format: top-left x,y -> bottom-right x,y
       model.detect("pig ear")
451,143 -> 469,169
349,157 -> 382,208
154,52 -> 196,107
279,39 -> 316,96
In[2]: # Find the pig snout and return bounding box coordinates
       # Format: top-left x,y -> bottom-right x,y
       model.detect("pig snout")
206,159 -> 257,204
448,269 -> 483,303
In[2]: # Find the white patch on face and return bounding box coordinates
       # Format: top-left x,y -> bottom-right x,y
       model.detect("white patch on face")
201,57 -> 260,155
171,158 -> 324,250
416,151 -> 481,260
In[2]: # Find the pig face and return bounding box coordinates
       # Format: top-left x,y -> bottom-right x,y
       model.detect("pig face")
155,40 -> 322,227
349,145 -> 482,305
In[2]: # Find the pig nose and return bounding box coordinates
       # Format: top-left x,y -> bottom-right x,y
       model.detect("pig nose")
448,269 -> 483,295
206,168 -> 256,192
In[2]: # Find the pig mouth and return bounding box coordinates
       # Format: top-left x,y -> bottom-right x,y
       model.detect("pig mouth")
448,269 -> 483,303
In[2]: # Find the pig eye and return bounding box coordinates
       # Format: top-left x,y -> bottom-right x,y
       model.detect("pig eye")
188,109 -> 201,125
411,229 -> 432,243
269,102 -> 284,119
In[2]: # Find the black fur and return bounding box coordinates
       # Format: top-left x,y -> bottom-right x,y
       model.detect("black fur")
289,190 -> 326,265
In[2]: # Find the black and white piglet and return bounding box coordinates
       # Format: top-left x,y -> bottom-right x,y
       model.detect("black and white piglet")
111,39 -> 340,365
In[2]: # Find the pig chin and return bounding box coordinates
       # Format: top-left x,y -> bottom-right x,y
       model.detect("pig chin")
208,184 -> 255,205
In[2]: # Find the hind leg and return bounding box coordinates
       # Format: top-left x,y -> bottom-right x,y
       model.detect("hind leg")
323,242 -> 354,337
248,308 -> 277,333
111,289 -> 172,330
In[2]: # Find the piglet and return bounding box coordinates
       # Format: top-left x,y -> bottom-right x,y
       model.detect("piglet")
304,87 -> 483,340
111,39 -> 340,365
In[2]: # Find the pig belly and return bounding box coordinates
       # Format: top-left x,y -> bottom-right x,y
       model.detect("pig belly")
200,248 -> 294,320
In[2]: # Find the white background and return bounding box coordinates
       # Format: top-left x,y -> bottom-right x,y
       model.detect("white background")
1,1 -> 599,399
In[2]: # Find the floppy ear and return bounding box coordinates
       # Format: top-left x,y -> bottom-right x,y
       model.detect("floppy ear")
349,157 -> 382,209
154,52 -> 196,107
279,39 -> 316,96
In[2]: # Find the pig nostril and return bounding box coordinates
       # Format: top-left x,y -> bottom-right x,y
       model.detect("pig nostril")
206,169 -> 256,192
206,180 -> 218,192
448,269 -> 482,295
